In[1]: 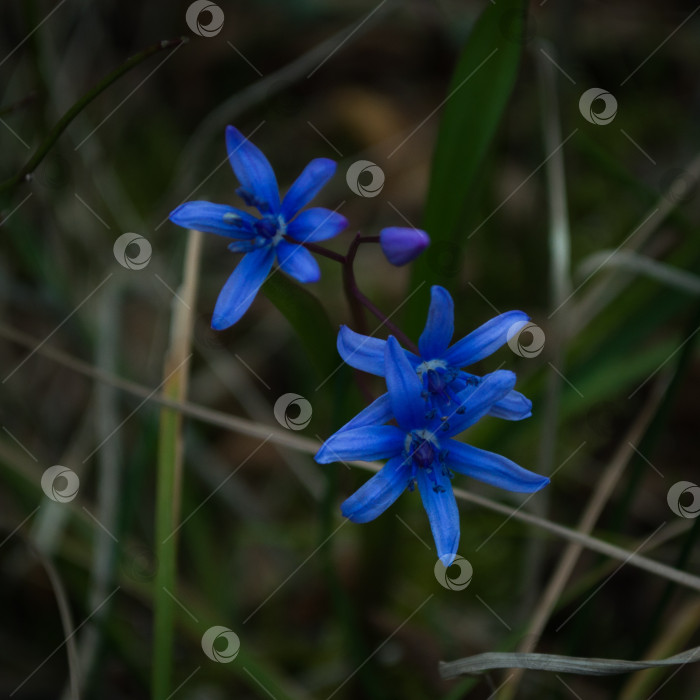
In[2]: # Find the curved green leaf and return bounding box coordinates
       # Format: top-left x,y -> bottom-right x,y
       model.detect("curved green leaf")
410,0 -> 526,323
262,275 -> 338,380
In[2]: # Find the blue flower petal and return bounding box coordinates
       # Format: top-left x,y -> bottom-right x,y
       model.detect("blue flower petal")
276,240 -> 320,283
281,158 -> 337,221
211,246 -> 275,329
336,392 -> 392,432
385,337 -> 426,431
379,227 -> 430,266
447,440 -> 549,492
337,325 -> 387,376
287,208 -> 348,242
451,375 -> 531,421
488,390 -> 532,421
314,425 -> 405,463
418,285 -> 455,359
227,241 -> 259,253
341,456 -> 410,523
441,311 -> 529,367
226,126 -> 280,215
416,465 -> 459,564
443,370 -> 517,436
169,201 -> 257,238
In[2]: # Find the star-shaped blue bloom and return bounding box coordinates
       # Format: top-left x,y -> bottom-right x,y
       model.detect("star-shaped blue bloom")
315,337 -> 549,564
336,285 -> 533,427
169,126 -> 348,329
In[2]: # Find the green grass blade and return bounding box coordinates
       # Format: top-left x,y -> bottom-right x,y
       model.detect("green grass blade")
262,275 -> 338,380
152,230 -> 202,699
411,0 -> 525,308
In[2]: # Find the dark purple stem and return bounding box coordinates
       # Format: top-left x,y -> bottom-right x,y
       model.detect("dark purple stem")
345,234 -> 419,351
296,239 -> 345,264
285,233 -> 418,353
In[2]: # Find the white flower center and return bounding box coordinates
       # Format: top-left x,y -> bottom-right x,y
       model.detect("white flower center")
415,358 -> 447,378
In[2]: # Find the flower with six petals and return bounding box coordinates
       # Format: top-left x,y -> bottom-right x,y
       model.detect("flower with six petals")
336,285 -> 533,427
315,337 -> 549,564
170,126 -> 348,329
170,127 -> 543,566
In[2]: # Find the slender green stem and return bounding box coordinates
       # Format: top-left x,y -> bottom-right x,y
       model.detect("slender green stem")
152,230 -> 201,700
152,385 -> 182,699
320,467 -> 383,699
0,37 -> 187,195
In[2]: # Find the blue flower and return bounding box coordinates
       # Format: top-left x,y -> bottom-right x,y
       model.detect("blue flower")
315,337 -> 549,564
379,227 -> 430,266
337,285 -> 532,424
170,126 -> 348,329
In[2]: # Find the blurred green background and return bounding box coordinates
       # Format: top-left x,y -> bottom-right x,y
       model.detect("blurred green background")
0,0 -> 699,698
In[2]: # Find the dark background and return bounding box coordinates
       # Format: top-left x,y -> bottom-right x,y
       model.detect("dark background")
0,1 -> 699,698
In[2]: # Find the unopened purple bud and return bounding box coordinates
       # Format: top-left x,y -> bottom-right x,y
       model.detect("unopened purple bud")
379,227 -> 430,266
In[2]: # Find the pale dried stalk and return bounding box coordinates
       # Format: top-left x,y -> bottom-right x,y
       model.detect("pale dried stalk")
501,374 -> 671,698
1,323 -> 698,594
